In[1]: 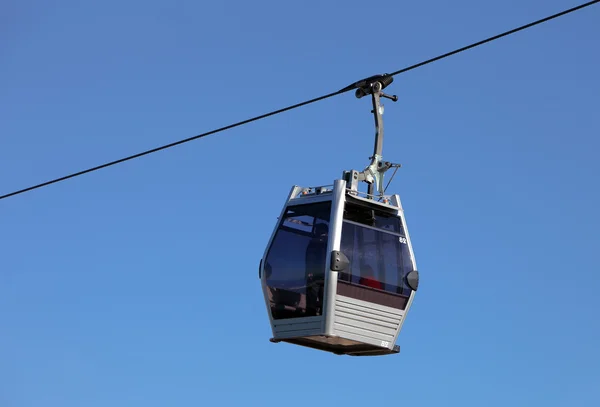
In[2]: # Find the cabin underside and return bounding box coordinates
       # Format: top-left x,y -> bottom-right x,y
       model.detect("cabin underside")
270,335 -> 400,356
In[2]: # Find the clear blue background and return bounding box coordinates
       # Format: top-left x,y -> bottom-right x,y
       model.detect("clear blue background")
2,1 -> 599,406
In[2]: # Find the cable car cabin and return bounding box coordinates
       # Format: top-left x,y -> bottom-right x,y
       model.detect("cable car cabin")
259,179 -> 419,356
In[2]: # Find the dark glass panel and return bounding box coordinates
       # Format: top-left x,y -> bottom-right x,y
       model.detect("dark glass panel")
343,201 -> 405,235
338,219 -> 413,302
264,202 -> 331,319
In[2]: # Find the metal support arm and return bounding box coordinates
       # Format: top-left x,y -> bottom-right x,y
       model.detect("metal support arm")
341,74 -> 400,199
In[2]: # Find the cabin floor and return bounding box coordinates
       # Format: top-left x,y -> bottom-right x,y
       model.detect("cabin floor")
270,335 -> 400,356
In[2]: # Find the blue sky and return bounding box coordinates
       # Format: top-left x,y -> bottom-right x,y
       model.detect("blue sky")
1,0 -> 599,406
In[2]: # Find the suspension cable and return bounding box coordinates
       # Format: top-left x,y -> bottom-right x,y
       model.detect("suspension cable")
1,0 -> 598,201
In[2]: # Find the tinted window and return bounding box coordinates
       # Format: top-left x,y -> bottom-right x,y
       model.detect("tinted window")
344,201 -> 404,235
338,219 -> 413,298
264,202 -> 331,320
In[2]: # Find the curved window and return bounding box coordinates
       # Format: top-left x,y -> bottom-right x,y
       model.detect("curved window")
264,202 -> 331,320
338,202 -> 413,299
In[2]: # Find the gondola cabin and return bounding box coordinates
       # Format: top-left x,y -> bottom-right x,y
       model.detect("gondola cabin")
259,179 -> 419,356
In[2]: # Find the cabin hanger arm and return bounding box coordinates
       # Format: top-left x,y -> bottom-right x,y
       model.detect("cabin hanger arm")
342,74 -> 401,199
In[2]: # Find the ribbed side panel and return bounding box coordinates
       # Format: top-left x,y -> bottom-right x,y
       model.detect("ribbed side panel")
334,295 -> 403,347
272,317 -> 324,339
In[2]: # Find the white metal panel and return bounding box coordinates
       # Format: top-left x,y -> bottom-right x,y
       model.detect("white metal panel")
389,193 -> 417,346
323,179 -> 346,336
272,316 -> 324,339
333,294 -> 404,349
